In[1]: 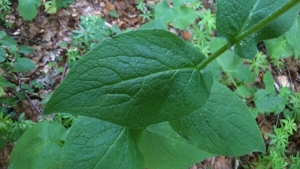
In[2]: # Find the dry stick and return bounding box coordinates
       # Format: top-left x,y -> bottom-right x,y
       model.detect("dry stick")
285,61 -> 293,92
17,73 -> 42,115
58,18 -> 67,31
61,61 -> 68,81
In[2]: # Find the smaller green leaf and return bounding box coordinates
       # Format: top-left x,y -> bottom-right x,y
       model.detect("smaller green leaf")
109,10 -> 119,18
18,0 -> 41,20
264,35 -> 294,59
0,46 -> 6,62
13,58 -> 36,72
0,36 -> 17,48
18,45 -> 34,54
235,84 -> 253,98
155,1 -> 175,24
139,122 -> 213,169
0,31 -> 6,39
263,71 -> 275,93
173,0 -> 198,7
45,1 -> 57,14
209,38 -> 255,83
8,121 -> 67,169
0,87 -> 3,96
0,76 -> 16,88
56,0 -> 74,9
254,89 -> 283,113
172,6 -> 198,30
217,51 -> 254,83
61,116 -> 144,169
139,19 -> 168,30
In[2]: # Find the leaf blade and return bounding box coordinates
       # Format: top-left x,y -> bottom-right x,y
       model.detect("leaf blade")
44,29 -> 213,128
60,116 -> 144,169
8,121 -> 67,169
170,81 -> 265,156
139,122 -> 214,169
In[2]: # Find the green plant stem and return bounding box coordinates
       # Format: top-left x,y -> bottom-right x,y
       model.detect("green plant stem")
197,0 -> 300,70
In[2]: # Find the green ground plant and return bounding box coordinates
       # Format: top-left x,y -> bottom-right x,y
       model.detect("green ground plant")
65,15 -> 120,67
0,112 -> 34,150
0,0 -> 12,28
252,117 -> 298,169
0,31 -> 36,113
18,0 -> 75,20
7,0 -> 300,169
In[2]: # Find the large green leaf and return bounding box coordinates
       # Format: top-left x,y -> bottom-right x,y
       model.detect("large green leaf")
170,81 -> 265,156
44,29 -> 213,128
8,121 -> 67,169
217,0 -> 300,59
18,0 -> 41,20
139,122 -> 214,169
60,116 -> 144,169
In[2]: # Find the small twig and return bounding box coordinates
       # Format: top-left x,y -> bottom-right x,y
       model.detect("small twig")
58,18 -> 67,31
105,22 -> 112,28
61,61 -> 68,81
285,61 -> 293,91
275,113 -> 280,127
17,73 -> 42,115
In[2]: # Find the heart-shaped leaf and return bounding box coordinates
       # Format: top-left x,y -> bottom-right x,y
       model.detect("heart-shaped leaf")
44,29 -> 213,128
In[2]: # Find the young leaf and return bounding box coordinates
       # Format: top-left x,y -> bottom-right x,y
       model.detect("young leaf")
0,31 -> 6,39
264,35 -> 294,59
60,116 -> 144,169
18,0 -> 42,20
254,89 -> 283,113
139,19 -> 168,30
139,122 -> 214,169
0,46 -> 6,62
45,1 -> 57,14
172,6 -> 198,30
263,71 -> 275,93
12,58 -> 36,72
155,1 -> 176,24
18,45 -> 35,55
8,121 -> 67,169
217,0 -> 300,59
170,81 -> 266,156
44,29 -> 213,128
0,36 -> 17,48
